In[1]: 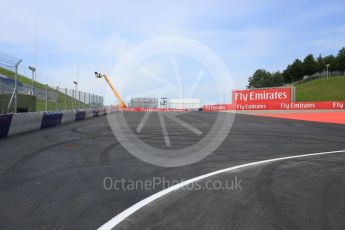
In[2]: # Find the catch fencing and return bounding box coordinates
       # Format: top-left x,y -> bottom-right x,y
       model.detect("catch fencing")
0,51 -> 103,114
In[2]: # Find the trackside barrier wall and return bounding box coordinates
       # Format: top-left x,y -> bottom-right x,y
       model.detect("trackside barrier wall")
202,104 -> 235,112
0,114 -> 13,138
62,110 -> 77,124
85,108 -> 94,119
40,112 -> 63,129
232,88 -> 292,104
8,112 -> 45,136
119,108 -> 188,112
0,107 -> 110,138
100,108 -> 107,116
75,110 -> 86,121
93,110 -> 100,117
202,101 -> 345,111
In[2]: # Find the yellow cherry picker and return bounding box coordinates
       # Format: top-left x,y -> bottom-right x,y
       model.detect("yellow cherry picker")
94,72 -> 126,109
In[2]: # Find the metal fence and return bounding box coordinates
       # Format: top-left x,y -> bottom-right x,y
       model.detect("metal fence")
0,51 -> 103,114
301,70 -> 345,83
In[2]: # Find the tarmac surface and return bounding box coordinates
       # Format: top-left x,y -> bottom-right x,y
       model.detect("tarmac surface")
0,112 -> 345,230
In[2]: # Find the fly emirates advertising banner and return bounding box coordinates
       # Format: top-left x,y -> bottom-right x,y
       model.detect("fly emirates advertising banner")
203,87 -> 344,111
231,88 -> 345,110
232,88 -> 292,110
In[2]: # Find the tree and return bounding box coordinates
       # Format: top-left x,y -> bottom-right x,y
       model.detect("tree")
302,54 -> 318,76
249,46 -> 345,86
248,69 -> 272,88
336,47 -> 345,71
271,71 -> 284,86
316,54 -> 324,72
247,69 -> 284,88
323,55 -> 338,71
282,59 -> 304,82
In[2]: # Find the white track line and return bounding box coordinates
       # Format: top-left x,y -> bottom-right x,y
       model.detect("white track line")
158,113 -> 171,146
98,149 -> 345,230
136,112 -> 151,133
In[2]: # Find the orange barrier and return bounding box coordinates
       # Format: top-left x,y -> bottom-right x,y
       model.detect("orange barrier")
255,112 -> 345,125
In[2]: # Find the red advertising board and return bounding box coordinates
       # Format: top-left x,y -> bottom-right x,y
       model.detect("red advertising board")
120,108 -> 188,112
235,101 -> 345,110
202,101 -> 345,111
232,88 -> 292,104
202,104 -> 236,111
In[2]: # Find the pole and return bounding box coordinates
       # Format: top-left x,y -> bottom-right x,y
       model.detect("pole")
56,86 -> 59,110
291,86 -> 296,102
14,65 -> 18,113
35,32 -> 37,70
45,84 -> 48,111
64,88 -> 67,110
74,86 -> 77,110
326,64 -> 330,80
71,89 -> 74,109
78,91 -> 81,109
31,70 -> 34,95
84,92 -> 86,110
182,83 -> 184,109
13,60 -> 22,113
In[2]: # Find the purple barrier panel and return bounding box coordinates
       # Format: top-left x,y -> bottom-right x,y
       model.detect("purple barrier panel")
93,110 -> 99,117
75,110 -> 86,121
0,114 -> 13,138
40,112 -> 63,129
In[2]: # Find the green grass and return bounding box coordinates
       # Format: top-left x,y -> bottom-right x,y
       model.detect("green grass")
295,76 -> 345,102
0,67 -> 46,89
0,67 -> 88,111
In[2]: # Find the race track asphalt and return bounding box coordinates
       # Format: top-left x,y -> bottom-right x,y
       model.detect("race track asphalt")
0,112 -> 344,230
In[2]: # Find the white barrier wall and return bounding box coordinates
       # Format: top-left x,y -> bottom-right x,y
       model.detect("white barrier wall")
61,110 -> 77,124
85,108 -> 94,119
2,107 -> 110,138
8,112 -> 45,136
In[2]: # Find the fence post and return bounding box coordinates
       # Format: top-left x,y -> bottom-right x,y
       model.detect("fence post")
56,86 -> 59,111
71,89 -> 73,110
64,88 -> 67,110
45,84 -> 48,111
95,95 -> 97,108
291,86 -> 296,102
14,65 -> 18,113
74,89 -> 76,110
78,91 -> 80,109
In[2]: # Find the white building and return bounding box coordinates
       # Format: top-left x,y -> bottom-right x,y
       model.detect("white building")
129,97 -> 158,108
166,98 -> 200,109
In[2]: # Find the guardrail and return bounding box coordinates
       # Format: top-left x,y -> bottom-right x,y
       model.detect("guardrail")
0,107 -> 112,138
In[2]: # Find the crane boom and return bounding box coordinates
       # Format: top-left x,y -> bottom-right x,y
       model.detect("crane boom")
95,72 -> 126,108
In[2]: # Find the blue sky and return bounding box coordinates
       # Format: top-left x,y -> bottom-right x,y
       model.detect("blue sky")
1,0 -> 344,105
